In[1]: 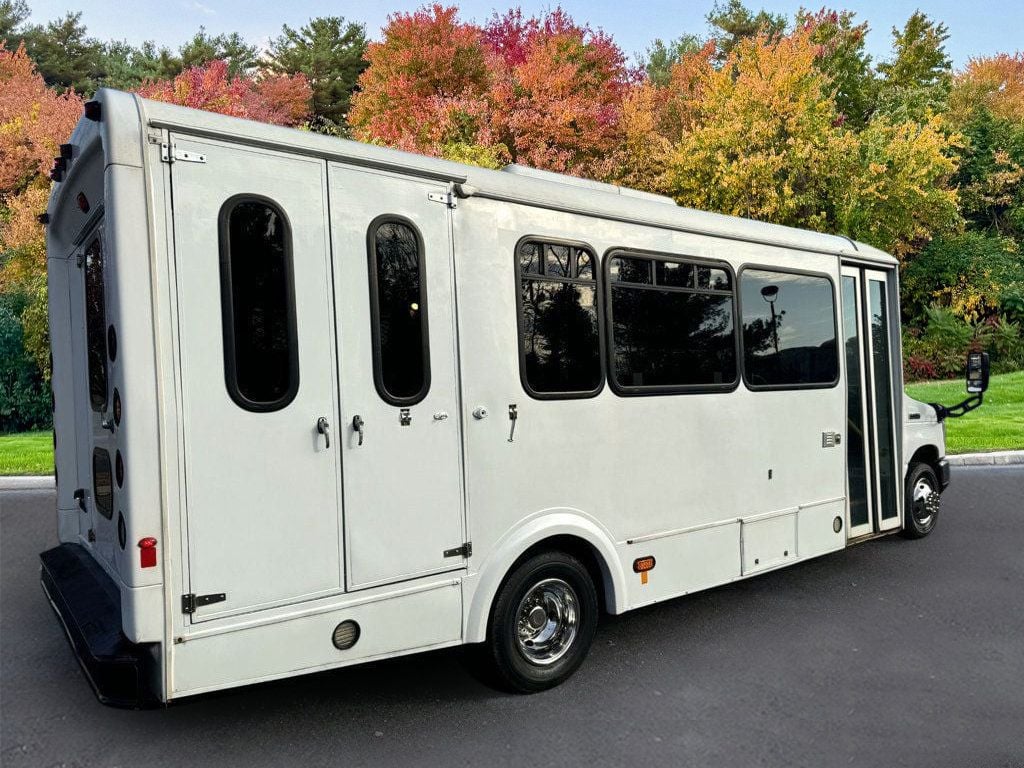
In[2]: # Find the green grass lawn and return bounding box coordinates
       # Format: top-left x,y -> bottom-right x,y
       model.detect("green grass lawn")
905,371 -> 1024,454
0,430 -> 54,476
0,372 -> 1020,474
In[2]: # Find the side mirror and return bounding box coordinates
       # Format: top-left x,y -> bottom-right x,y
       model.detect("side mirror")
966,351 -> 990,394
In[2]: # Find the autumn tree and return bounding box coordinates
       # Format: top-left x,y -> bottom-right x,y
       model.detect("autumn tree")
485,8 -> 633,174
664,31 -> 855,230
136,59 -> 312,126
798,8 -> 876,127
0,42 -> 82,378
348,5 -> 494,156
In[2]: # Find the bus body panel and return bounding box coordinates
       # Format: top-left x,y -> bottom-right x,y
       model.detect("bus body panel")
41,89 -> 943,705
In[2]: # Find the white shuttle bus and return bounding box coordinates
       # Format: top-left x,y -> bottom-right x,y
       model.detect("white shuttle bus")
42,89 -> 981,707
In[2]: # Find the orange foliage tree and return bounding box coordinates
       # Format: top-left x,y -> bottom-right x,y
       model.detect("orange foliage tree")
1,43 -> 82,376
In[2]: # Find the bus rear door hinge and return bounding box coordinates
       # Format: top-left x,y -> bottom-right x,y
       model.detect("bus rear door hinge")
427,190 -> 456,208
161,143 -> 207,165
181,592 -> 226,614
443,542 -> 472,558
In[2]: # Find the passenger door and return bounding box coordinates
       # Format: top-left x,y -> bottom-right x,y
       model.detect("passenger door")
841,265 -> 901,535
328,165 -> 466,589
171,136 -> 343,621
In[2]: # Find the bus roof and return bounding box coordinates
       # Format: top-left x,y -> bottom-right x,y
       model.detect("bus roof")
69,89 -> 899,267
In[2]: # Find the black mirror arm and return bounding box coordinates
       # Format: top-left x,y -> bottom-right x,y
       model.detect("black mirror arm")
930,393 -> 984,422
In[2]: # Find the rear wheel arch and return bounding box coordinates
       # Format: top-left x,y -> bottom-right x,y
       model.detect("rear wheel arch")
464,515 -> 626,645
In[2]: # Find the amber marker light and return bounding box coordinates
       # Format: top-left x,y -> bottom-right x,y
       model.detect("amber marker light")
633,556 -> 656,585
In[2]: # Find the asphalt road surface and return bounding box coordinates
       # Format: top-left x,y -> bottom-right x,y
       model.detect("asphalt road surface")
2,466 -> 1022,768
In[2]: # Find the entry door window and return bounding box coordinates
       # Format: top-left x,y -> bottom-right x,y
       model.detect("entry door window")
869,279 -> 899,521
842,275 -> 870,530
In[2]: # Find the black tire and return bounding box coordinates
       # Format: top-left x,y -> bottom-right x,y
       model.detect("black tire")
484,550 -> 598,693
901,462 -> 941,539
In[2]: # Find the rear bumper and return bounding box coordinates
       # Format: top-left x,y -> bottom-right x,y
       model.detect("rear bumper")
938,458 -> 951,491
40,543 -> 161,708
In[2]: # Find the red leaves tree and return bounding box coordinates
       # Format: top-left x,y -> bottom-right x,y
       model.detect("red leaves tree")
136,59 -> 312,126
349,5 -> 634,174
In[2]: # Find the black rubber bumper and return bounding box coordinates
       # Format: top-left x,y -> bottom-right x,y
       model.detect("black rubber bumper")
40,543 -> 161,708
938,458 -> 951,491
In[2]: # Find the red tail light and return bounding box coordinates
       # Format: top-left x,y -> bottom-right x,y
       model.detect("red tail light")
138,537 -> 157,568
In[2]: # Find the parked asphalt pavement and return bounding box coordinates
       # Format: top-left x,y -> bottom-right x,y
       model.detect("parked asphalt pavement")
2,466 -> 1022,768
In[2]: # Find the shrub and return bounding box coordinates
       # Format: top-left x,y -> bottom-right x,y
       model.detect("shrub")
901,231 -> 1024,325
0,293 -> 51,432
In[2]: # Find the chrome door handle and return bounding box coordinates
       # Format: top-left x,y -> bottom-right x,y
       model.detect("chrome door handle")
100,417 -> 115,433
351,414 -> 364,446
316,416 -> 331,449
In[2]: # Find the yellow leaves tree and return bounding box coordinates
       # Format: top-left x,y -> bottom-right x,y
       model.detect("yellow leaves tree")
835,116 -> 961,257
663,31 -> 856,231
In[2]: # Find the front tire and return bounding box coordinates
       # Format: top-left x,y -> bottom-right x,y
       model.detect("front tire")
485,551 -> 598,693
901,462 -> 941,539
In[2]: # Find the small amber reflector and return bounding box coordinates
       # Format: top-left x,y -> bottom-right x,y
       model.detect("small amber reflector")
633,556 -> 656,573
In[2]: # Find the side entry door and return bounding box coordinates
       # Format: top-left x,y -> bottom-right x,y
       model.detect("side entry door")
328,165 -> 466,590
840,265 -> 901,536
171,136 -> 343,621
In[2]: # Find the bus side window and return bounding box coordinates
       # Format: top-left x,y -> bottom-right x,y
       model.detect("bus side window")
739,268 -> 839,389
515,238 -> 603,398
368,216 -> 430,406
606,252 -> 738,394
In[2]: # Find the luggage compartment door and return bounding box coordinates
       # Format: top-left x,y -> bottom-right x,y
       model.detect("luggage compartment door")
170,136 -> 343,621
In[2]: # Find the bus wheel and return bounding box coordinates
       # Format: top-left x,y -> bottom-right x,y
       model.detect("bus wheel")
485,550 -> 598,693
901,462 -> 941,539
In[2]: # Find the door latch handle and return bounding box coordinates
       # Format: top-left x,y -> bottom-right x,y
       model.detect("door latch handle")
352,414 -> 364,446
508,404 -> 518,443
316,416 -> 331,449
100,417 -> 115,433
73,488 -> 86,513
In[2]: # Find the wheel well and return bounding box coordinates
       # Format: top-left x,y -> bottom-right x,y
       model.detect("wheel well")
504,535 -> 613,615
909,444 -> 941,479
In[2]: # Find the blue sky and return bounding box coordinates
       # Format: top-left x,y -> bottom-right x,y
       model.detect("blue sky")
24,0 -> 1021,68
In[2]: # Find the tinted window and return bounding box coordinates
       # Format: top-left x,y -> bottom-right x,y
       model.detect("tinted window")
741,269 -> 838,387
219,198 -> 298,411
84,237 -> 108,411
517,240 -> 602,396
370,219 -> 429,404
870,279 -> 898,519
607,254 -> 737,391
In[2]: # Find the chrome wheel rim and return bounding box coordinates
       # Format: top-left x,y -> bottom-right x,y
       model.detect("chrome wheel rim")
515,578 -> 579,666
912,477 -> 939,527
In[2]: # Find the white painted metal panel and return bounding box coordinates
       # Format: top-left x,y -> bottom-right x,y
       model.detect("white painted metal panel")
624,522 -> 741,608
171,580 -> 462,697
742,510 -> 798,575
171,136 -> 343,620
